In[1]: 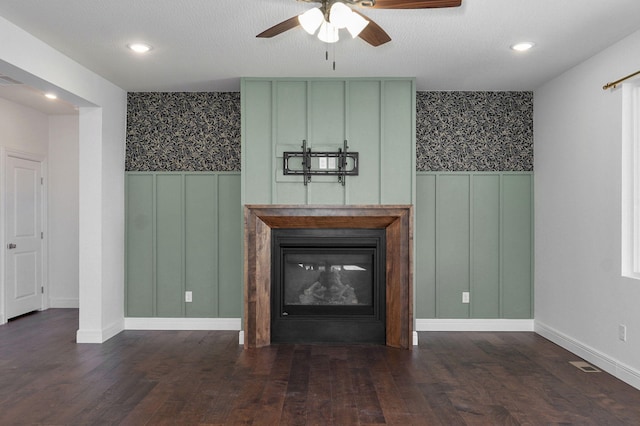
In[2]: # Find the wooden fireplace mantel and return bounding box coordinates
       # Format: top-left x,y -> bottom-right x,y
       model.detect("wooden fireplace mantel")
244,205 -> 413,349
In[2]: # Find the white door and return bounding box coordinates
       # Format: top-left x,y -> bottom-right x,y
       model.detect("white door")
5,155 -> 43,319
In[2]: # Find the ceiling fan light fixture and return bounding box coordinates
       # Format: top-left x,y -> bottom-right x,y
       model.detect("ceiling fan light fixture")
299,7 -> 324,35
329,2 -> 352,29
346,12 -> 369,38
317,20 -> 339,43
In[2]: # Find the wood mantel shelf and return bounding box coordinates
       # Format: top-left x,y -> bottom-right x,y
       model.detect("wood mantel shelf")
244,205 -> 413,349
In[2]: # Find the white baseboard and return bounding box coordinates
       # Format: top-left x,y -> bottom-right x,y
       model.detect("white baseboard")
76,318 -> 124,343
76,329 -> 103,343
535,321 -> 640,391
416,318 -> 535,332
413,331 -> 418,346
124,317 -> 241,331
49,298 -> 79,308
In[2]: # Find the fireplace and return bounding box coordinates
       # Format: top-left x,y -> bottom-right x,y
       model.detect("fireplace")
271,228 -> 386,344
244,205 -> 413,349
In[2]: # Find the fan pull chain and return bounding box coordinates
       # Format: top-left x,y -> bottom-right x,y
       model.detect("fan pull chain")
323,44 -> 336,71
333,43 -> 336,71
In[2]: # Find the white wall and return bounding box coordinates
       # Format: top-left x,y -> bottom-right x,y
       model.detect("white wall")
0,15 -> 127,342
0,97 -> 48,155
535,29 -> 640,389
49,115 -> 80,308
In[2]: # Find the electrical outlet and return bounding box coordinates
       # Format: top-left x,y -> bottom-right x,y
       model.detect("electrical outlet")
328,157 -> 336,169
319,157 -> 328,169
462,291 -> 470,304
619,324 -> 627,342
185,291 -> 193,303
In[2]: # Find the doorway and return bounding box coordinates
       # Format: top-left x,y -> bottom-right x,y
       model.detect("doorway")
2,150 -> 45,321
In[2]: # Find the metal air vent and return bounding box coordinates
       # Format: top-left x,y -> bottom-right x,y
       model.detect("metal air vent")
569,361 -> 601,373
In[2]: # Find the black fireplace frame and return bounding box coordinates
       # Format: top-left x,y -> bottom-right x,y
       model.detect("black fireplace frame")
271,228 -> 386,344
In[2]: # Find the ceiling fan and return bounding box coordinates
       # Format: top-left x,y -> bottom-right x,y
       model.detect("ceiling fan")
257,0 -> 462,47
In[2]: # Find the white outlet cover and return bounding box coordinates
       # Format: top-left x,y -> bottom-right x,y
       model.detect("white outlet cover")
618,324 -> 627,342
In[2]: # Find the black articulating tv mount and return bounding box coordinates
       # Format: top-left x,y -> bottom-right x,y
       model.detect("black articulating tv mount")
283,140 -> 359,186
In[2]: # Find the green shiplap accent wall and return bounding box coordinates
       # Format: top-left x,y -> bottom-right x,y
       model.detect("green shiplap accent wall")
125,172 -> 241,318
435,175 -> 471,318
502,175 -> 534,318
241,78 -> 416,206
416,172 -> 533,319
125,175 -> 154,316
155,175 -> 184,317
471,175 -> 501,318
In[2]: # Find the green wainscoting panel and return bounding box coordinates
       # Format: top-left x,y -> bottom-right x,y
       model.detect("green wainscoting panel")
309,81 -> 345,145
348,80 -> 382,205
502,174 -> 533,318
381,80 -> 415,205
155,175 -> 184,317
275,181 -> 308,205
435,175 -> 471,318
241,78 -> 415,206
276,81 -> 307,145
126,175 -> 154,317
218,174 -> 242,318
416,172 -> 533,319
241,80 -> 273,204
471,175 -> 501,318
125,172 -> 242,318
185,175 -> 218,317
415,174 -> 437,318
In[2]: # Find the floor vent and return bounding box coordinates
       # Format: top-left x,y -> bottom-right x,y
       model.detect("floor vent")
569,361 -> 601,373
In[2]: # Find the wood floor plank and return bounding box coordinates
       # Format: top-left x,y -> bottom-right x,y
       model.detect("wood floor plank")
2,310 -> 640,425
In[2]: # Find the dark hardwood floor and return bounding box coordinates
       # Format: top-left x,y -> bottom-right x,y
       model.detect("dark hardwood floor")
1,309 -> 639,425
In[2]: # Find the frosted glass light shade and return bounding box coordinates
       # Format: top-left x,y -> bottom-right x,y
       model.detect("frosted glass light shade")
346,12 -> 369,38
299,7 -> 324,35
317,20 -> 339,43
329,2 -> 352,29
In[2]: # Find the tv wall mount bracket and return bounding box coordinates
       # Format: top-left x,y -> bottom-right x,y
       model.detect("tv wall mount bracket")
283,140 -> 359,186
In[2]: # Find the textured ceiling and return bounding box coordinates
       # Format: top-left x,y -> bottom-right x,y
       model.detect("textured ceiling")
1,0 -> 640,104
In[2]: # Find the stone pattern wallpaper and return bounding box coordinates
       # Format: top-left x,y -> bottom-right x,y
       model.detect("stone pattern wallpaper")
416,91 -> 533,171
126,91 -> 533,172
126,92 -> 241,171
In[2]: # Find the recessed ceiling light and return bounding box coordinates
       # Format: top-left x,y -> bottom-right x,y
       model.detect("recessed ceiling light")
127,43 -> 152,54
44,93 -> 57,100
511,42 -> 535,52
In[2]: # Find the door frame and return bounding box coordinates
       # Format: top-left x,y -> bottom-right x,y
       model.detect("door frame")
0,147 -> 48,324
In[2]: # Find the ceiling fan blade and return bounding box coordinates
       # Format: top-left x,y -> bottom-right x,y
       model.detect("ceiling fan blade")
256,16 -> 300,38
354,11 -> 391,46
363,0 -> 461,8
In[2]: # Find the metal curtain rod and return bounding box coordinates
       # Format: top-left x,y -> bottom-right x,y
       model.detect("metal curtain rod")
603,69 -> 640,90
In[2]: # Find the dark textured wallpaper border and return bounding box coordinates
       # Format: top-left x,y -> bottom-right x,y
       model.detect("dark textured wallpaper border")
126,92 -> 241,172
126,91 -> 533,172
416,91 -> 533,171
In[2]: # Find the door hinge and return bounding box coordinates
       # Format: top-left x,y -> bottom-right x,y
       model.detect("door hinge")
41,232 -> 44,239
41,286 -> 44,294
41,177 -> 44,185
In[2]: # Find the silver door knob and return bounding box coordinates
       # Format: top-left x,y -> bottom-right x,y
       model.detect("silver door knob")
7,243 -> 16,249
